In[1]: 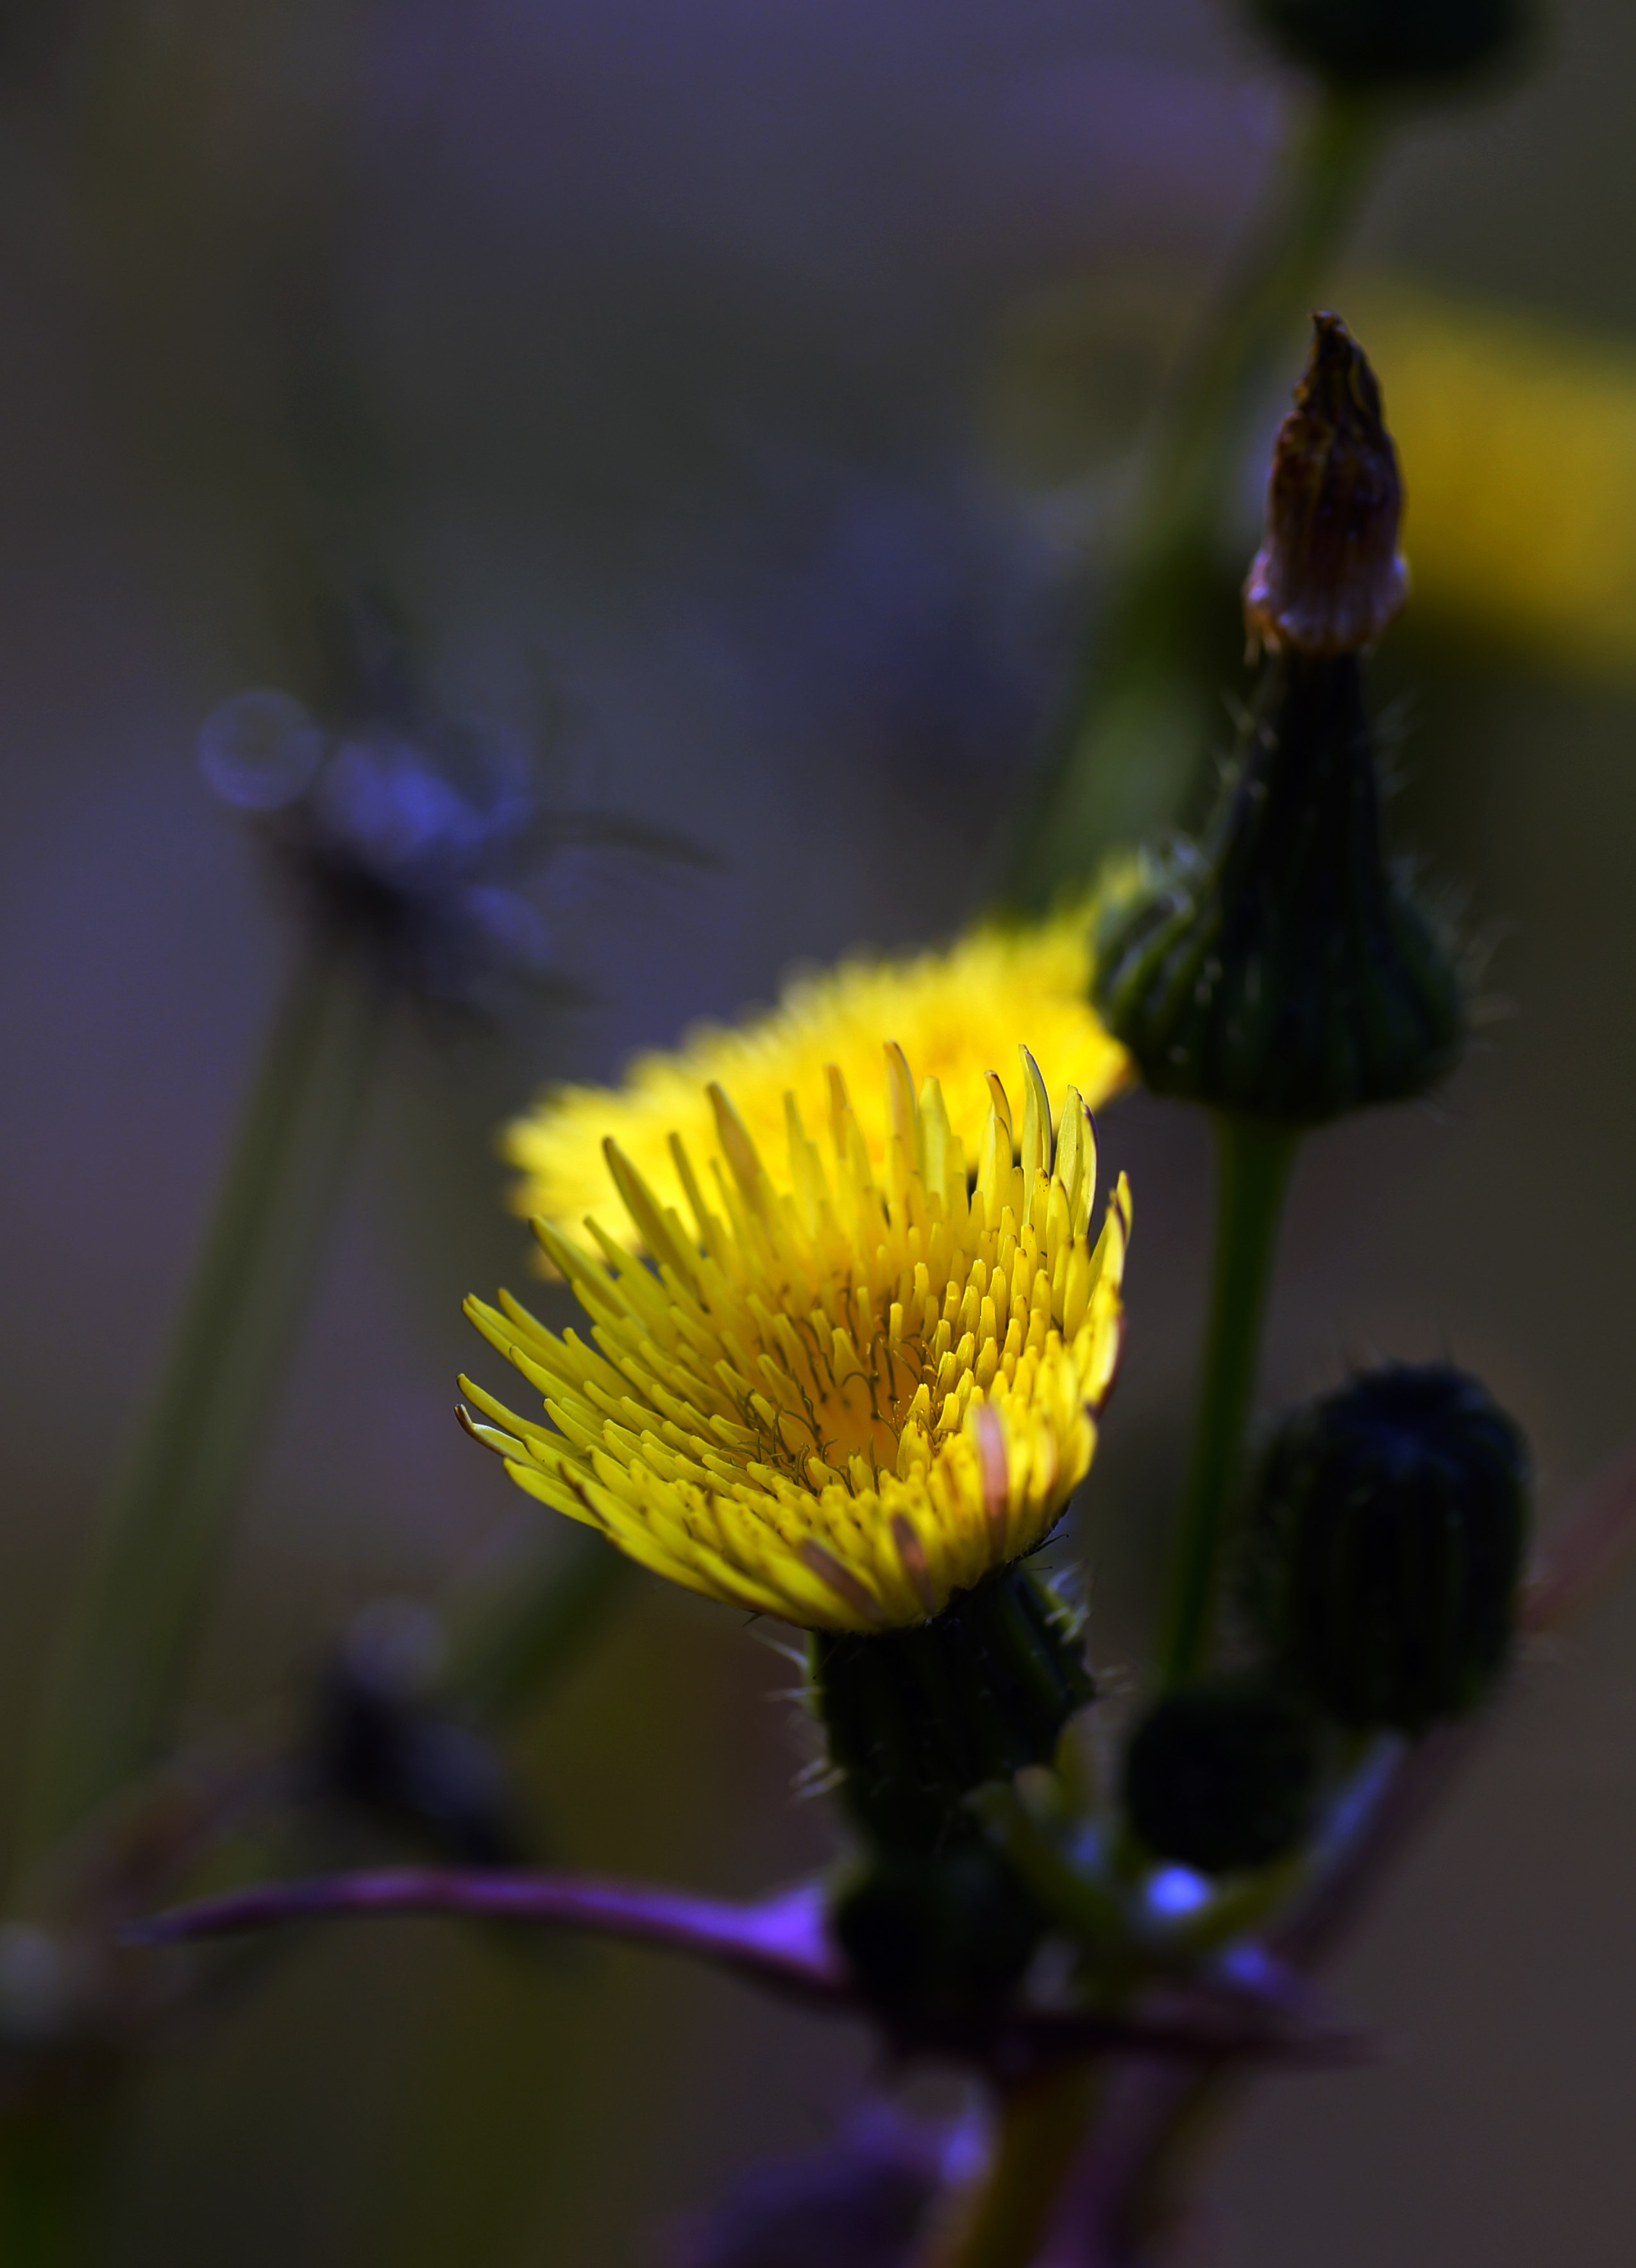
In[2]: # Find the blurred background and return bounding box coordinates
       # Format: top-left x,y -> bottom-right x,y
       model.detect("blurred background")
2,0 -> 1635,2259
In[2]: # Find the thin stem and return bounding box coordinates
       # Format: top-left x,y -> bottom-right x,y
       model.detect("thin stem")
130,1867 -> 1363,2067
435,1529 -> 632,1729
1006,88 -> 1385,908
22,939 -> 388,1860
133,1869 -> 849,1996
1161,1113 -> 1298,1687
0,2111 -> 116,2268
930,2064 -> 1101,2268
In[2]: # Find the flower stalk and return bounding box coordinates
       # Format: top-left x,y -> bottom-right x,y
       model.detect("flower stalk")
434,1529 -> 634,1729
129,1866 -> 1366,2069
929,2062 -> 1101,2268
1163,1114 -> 1297,1686
22,938 -> 387,1859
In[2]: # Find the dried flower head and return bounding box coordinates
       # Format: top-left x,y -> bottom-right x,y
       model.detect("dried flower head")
462,1049 -> 1129,1631
1244,312 -> 1408,659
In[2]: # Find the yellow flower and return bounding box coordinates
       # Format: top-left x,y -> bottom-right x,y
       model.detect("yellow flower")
503,908 -> 1129,1254
461,1048 -> 1129,1631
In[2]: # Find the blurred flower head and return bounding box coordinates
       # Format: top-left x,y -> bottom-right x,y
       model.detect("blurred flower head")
504,906 -> 1130,1249
199,683 -> 564,1006
460,1048 -> 1128,1631
1247,0 -> 1524,88
657,2101 -> 967,2268
311,1600 -> 525,1866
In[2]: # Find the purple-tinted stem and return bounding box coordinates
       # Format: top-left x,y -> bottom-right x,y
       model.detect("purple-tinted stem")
1038,1429 -> 1636,2265
133,1868 -> 849,1999
131,1866 -> 1366,2069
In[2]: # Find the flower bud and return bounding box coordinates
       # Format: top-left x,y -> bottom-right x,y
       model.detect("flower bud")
1122,1679 -> 1322,1877
1093,317 -> 1464,1125
831,1844 -> 1044,2022
1244,314 -> 1407,659
812,1565 -> 1093,1856
1248,0 -> 1522,88
1243,1363 -> 1529,1733
1093,651 -> 1463,1121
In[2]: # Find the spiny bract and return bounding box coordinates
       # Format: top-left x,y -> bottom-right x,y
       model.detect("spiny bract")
461,1047 -> 1129,1631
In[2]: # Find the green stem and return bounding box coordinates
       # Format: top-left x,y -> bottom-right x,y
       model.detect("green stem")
435,1531 -> 631,1729
22,939 -> 388,1860
1006,87 -> 1386,908
933,2063 -> 1100,2268
0,2110 -> 117,2268
1161,1113 -> 1298,1688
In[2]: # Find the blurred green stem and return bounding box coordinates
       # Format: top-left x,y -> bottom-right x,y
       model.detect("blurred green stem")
22,937 -> 388,1860
933,2062 -> 1100,2268
1161,1114 -> 1297,1687
436,1530 -> 631,1729
1006,88 -> 1385,907
0,2109 -> 115,2268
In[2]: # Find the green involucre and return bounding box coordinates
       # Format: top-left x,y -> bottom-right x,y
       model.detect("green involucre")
1093,653 -> 1464,1126
1122,1678 -> 1322,1876
1242,1362 -> 1528,1733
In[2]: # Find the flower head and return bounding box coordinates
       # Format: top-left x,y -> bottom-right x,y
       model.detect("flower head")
462,1049 -> 1129,1631
503,910 -> 1129,1251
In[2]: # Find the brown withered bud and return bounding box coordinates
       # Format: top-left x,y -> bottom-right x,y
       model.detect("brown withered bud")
1243,312 -> 1409,657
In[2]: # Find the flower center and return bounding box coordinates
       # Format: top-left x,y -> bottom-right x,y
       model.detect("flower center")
742,1300 -> 933,1490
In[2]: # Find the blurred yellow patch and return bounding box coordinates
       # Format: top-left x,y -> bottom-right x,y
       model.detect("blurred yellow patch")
1356,281 -> 1636,675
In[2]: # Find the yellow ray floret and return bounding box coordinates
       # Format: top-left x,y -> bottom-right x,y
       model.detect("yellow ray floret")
462,1046 -> 1129,1632
503,907 -> 1129,1254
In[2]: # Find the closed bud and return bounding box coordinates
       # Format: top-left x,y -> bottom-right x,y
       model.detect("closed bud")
832,1844 -> 1043,2022
1243,1363 -> 1529,1733
1244,314 -> 1406,659
1249,0 -> 1522,88
1122,1678 -> 1322,1877
813,1565 -> 1093,1856
1094,317 -> 1465,1125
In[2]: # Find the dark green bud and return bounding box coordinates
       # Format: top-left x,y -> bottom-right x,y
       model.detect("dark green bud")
1249,0 -> 1523,88
813,1564 -> 1093,1856
1093,654 -> 1462,1122
1244,1363 -> 1529,1733
832,1844 -> 1044,2022
1122,1679 -> 1321,1876
1093,317 -> 1464,1125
